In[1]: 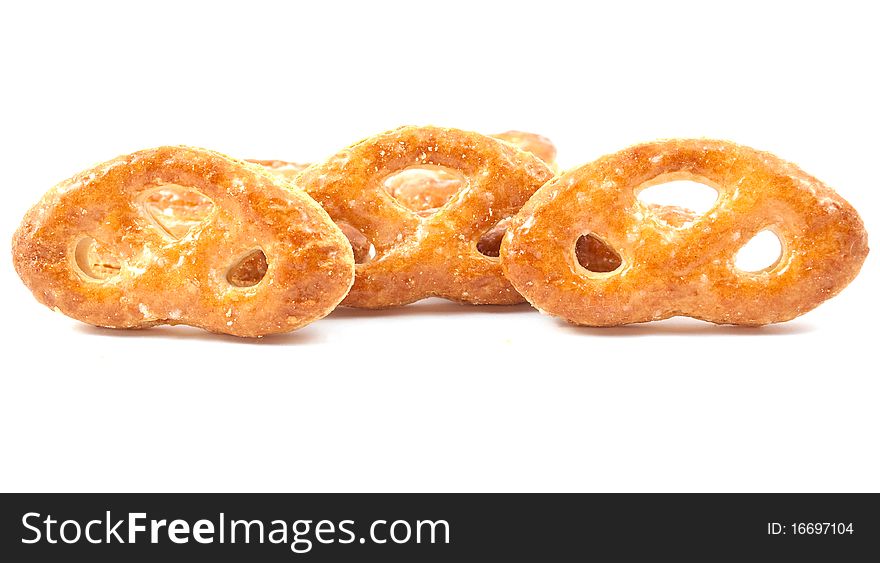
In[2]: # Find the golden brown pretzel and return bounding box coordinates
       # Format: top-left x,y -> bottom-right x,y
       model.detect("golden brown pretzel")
253,130 -> 557,217
501,139 -> 869,326
296,126 -> 555,307
376,131 -> 557,216
12,146 -> 354,337
255,130 -> 556,266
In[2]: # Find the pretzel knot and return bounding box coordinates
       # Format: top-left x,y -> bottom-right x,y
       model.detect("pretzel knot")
501,139 -> 869,326
251,130 -> 557,217
12,147 -> 354,337
297,126 -> 555,307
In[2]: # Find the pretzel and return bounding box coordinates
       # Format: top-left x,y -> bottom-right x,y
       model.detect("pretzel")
501,139 -> 869,326
256,130 -> 554,265
296,126 -> 555,307
12,146 -> 355,337
252,130 -> 556,217
381,129 -> 557,215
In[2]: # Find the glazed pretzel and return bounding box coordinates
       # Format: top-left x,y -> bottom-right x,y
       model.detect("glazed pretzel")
381,131 -> 556,216
252,130 -> 556,217
501,139 -> 869,326
255,130 -> 555,264
12,146 -> 354,336
296,126 -> 555,307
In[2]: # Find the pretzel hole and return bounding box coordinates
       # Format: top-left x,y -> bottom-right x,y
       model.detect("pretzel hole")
141,185 -> 215,240
637,178 -> 718,225
337,222 -> 376,264
576,234 -> 622,273
477,217 -> 513,258
74,237 -> 122,281
227,250 -> 268,287
383,165 -> 465,215
734,230 -> 782,273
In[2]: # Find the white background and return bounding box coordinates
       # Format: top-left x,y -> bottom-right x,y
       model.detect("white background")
1,1 -> 876,492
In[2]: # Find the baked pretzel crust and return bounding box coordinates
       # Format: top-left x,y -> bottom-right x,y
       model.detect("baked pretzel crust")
12,146 -> 354,336
297,126 -> 554,307
501,139 -> 869,326
252,130 -> 556,217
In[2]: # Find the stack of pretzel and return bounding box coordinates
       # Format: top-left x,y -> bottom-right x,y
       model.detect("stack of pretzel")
12,126 -> 869,337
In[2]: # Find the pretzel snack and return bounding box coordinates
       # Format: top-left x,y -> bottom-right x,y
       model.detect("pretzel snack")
379,131 -> 556,216
296,126 -> 555,307
501,139 -> 869,326
12,146 -> 354,337
252,130 -> 556,217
